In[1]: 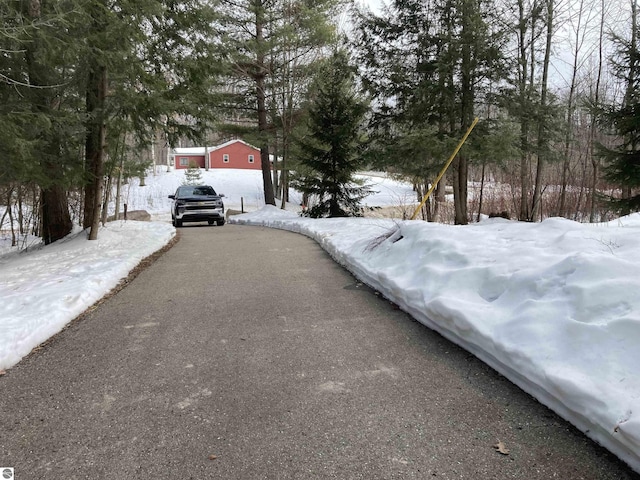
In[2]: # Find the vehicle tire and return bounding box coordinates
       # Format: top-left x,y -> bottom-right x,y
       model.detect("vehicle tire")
175,218 -> 183,227
216,219 -> 225,226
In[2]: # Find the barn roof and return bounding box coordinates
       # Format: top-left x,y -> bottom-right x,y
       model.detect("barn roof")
172,139 -> 260,155
209,139 -> 260,151
172,147 -> 206,155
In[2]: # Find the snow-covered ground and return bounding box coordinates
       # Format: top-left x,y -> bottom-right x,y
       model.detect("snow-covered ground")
96,167 -> 416,222
0,222 -> 175,369
112,167 -> 282,220
1,167 -> 639,474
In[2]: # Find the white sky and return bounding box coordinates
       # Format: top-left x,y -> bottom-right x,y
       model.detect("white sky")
0,168 -> 639,474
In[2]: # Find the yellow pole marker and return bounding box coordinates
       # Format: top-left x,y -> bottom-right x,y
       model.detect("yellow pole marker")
410,117 -> 479,220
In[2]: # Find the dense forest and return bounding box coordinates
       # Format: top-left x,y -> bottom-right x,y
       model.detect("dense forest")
1,0 -> 639,244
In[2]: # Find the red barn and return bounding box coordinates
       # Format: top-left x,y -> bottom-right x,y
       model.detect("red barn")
170,140 -> 263,170
209,139 -> 262,170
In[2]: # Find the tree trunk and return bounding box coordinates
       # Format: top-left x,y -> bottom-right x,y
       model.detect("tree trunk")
280,144 -> 289,209
477,161 -> 486,222
101,173 -> 112,225
453,156 -> 468,224
532,0 -> 553,222
519,139 -> 531,220
85,64 -> 108,240
255,0 -> 276,206
23,0 -> 72,244
273,134 -> 280,199
8,196 -> 16,247
3,189 -> 15,247
17,184 -> 24,235
115,156 -> 124,221
517,0 -> 533,221
151,133 -> 157,175
434,180 -> 445,221
559,0 -> 584,217
40,177 -> 72,244
84,0 -> 108,239
455,0 -> 475,225
589,0 -> 606,222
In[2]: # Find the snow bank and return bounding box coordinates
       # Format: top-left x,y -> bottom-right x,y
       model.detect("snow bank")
0,221 -> 175,369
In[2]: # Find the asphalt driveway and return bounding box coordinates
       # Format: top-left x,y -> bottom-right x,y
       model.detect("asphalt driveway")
0,224 -> 637,479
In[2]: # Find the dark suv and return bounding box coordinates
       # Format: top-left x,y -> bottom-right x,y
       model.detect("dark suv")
169,185 -> 225,227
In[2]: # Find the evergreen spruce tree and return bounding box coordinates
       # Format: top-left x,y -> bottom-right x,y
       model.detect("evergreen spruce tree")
353,0 -> 506,224
183,162 -> 204,186
216,0 -> 340,207
599,101 -> 640,213
598,5 -> 640,215
294,50 -> 370,218
2,0 -> 223,243
13,0 -> 83,244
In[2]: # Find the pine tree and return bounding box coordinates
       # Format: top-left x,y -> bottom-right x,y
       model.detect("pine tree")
600,101 -> 640,213
598,7 -> 640,215
183,162 -> 204,186
293,50 -> 370,218
216,0 -> 341,207
353,0 -> 506,224
16,0 -> 81,244
2,0 -> 224,243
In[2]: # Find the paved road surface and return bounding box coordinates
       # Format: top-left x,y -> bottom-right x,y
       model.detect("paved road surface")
1,224 -> 638,479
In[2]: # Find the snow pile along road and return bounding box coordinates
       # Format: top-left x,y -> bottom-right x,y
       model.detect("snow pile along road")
0,222 -> 175,370
230,207 -> 640,474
